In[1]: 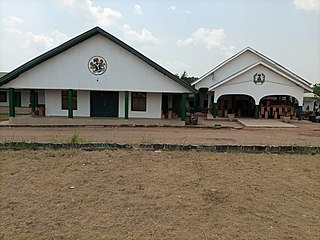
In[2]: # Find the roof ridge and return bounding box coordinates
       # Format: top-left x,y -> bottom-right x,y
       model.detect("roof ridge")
192,47 -> 249,85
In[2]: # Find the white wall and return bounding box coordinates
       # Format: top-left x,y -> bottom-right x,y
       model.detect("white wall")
303,98 -> 320,111
38,91 -> 45,104
130,92 -> 161,118
3,34 -> 189,93
195,50 -> 261,89
119,92 -> 162,118
213,65 -> 305,106
45,90 -> 90,117
21,90 -> 29,107
303,99 -> 313,111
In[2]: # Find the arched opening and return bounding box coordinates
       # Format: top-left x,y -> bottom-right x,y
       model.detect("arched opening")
216,94 -> 255,118
258,95 -> 299,119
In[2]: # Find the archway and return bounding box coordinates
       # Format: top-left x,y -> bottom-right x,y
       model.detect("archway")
258,95 -> 299,119
216,94 -> 255,118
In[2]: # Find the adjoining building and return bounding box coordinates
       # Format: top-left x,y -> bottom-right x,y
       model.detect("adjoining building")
0,27 -> 196,121
192,47 -> 313,121
303,92 -> 320,112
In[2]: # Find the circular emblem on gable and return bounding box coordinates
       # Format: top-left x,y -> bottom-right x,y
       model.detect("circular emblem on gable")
253,73 -> 265,85
88,56 -> 107,75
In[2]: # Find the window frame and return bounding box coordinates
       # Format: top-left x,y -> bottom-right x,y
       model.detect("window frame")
131,92 -> 147,112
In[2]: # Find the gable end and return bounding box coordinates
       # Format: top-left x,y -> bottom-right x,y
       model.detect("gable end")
0,27 -> 196,93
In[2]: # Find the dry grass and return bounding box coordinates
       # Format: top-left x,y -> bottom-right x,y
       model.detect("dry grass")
0,150 -> 319,239
0,113 -> 8,121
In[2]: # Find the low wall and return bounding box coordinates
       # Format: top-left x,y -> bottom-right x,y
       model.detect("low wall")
0,142 -> 318,154
0,107 -> 31,114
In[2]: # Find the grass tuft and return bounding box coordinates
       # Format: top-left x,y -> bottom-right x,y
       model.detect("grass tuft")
69,133 -> 86,144
140,134 -> 153,144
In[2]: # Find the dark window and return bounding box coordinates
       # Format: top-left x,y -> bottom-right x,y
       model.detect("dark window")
14,92 -> 21,107
0,91 -> 7,102
131,92 -> 146,111
62,90 -> 77,110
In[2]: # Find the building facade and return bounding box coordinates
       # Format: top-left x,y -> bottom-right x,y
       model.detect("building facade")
0,29 -> 313,122
303,93 -> 320,112
0,27 -> 196,121
193,47 -> 313,120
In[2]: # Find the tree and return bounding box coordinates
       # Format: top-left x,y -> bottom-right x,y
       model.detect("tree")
313,83 -> 320,96
178,71 -> 198,85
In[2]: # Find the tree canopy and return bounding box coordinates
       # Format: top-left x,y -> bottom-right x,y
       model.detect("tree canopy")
177,71 -> 198,85
313,83 -> 320,96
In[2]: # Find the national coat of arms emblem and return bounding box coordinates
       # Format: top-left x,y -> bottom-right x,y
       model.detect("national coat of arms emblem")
88,56 -> 107,75
253,73 -> 265,85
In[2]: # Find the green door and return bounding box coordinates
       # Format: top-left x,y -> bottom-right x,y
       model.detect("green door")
90,91 -> 119,117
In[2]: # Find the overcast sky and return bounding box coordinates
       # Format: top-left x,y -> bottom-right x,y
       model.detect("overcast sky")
0,0 -> 319,84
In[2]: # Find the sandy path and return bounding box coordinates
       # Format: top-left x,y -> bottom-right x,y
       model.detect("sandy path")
0,124 -> 319,146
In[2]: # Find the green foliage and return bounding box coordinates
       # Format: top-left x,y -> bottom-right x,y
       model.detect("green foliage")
178,71 -> 199,85
303,110 -> 313,115
6,141 -> 38,150
0,113 -> 9,121
313,83 -> 320,96
69,133 -> 85,144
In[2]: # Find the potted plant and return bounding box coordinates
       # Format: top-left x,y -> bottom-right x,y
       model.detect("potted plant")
283,111 -> 290,123
228,113 -> 235,122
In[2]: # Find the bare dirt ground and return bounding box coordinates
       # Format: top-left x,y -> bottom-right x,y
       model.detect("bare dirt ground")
0,123 -> 320,146
1,150 -> 319,240
0,122 -> 319,239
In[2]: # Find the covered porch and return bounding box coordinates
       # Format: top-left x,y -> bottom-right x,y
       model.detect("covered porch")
3,88 -> 189,122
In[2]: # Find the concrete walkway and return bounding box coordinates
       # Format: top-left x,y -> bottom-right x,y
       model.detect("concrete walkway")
2,115 -> 185,127
0,115 -> 300,128
237,118 -> 297,128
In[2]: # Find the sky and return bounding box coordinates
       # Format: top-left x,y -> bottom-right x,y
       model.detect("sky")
0,0 -> 319,84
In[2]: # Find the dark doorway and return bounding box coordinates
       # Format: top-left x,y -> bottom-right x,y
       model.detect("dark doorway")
90,91 -> 119,117
216,95 -> 255,117
172,94 -> 182,117
162,95 -> 169,115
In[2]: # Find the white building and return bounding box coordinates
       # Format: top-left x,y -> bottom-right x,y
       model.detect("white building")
193,47 -> 313,120
303,93 -> 320,112
0,27 -> 196,121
